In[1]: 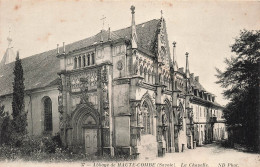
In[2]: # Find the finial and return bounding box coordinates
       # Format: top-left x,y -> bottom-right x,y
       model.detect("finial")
100,15 -> 106,30
63,42 -> 65,53
7,27 -> 12,48
172,41 -> 176,47
100,30 -> 103,42
108,27 -> 111,41
185,52 -> 189,57
131,5 -> 135,14
57,44 -> 59,54
161,10 -> 163,18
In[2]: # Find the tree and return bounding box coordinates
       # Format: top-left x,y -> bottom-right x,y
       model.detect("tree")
0,104 -> 12,145
11,51 -> 27,146
216,29 -> 260,151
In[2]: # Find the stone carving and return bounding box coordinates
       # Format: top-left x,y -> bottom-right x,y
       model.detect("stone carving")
57,77 -> 63,92
70,69 -> 98,92
80,77 -> 89,104
133,56 -> 139,75
102,65 -> 108,83
136,103 -> 143,127
117,60 -> 123,71
161,107 -> 167,125
101,65 -> 110,128
103,110 -> 109,128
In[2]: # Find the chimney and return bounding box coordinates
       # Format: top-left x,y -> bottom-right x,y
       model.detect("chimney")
195,76 -> 199,82
130,5 -> 138,49
63,42 -> 65,53
185,52 -> 190,78
57,44 -> 59,54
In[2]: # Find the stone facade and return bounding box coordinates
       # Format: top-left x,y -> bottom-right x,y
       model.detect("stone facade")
0,6 -> 227,158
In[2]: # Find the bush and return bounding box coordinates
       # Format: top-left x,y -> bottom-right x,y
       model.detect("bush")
0,133 -> 66,161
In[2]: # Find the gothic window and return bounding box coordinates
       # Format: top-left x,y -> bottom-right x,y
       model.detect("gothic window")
92,53 -> 95,65
44,97 -> 53,132
74,57 -> 77,69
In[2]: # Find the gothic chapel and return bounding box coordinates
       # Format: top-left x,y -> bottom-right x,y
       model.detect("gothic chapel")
0,6 -> 227,158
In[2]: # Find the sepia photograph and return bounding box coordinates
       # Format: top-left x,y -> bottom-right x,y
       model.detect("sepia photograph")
0,0 -> 259,167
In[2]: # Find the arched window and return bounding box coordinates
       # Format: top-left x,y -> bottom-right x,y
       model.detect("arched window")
74,57 -> 77,69
78,56 -> 82,68
87,54 -> 90,66
83,55 -> 86,67
44,97 -> 53,132
92,53 -> 95,65
142,101 -> 152,134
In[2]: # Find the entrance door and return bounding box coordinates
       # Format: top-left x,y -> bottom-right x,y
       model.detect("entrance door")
84,129 -> 97,155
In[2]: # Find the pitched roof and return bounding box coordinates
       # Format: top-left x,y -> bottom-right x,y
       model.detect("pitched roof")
0,19 -> 161,97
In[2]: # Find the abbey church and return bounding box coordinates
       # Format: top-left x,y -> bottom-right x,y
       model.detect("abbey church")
0,6 -> 227,158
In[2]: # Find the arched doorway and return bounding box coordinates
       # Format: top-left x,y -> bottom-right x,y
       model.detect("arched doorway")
71,105 -> 100,155
83,115 -> 98,154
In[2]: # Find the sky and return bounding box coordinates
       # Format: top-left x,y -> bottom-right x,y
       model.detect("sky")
0,0 -> 259,105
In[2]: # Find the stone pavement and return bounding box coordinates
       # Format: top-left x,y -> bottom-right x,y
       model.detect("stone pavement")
0,143 -> 259,167
142,143 -> 260,167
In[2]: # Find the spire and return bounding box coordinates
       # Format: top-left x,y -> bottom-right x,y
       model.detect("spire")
185,52 -> 190,78
0,28 -> 16,66
130,5 -> 138,49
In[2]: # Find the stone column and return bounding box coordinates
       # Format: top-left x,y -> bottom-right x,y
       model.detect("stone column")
77,56 -> 80,68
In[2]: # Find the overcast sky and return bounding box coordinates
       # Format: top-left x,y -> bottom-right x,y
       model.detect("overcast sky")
0,0 -> 259,105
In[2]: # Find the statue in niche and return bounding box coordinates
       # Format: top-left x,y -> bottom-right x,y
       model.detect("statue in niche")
133,57 -> 139,75
161,107 -> 167,125
104,110 -> 109,128
178,114 -> 183,126
137,103 -> 143,127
